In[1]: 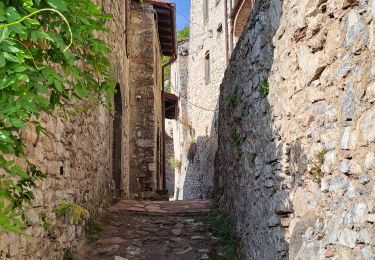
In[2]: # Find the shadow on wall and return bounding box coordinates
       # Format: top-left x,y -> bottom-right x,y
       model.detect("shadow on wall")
214,0 -> 292,259
165,133 -> 175,198
171,101 -> 219,201
182,130 -> 218,200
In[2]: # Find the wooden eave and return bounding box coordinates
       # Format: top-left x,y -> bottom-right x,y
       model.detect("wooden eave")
145,0 -> 177,57
164,92 -> 179,120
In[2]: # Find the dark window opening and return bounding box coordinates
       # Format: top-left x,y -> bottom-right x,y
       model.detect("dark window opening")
60,166 -> 64,176
217,23 -> 223,33
205,51 -> 211,84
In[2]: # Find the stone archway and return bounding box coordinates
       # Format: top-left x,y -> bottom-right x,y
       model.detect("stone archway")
112,83 -> 123,198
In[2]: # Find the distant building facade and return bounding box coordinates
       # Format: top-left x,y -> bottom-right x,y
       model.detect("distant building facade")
169,0 -> 254,199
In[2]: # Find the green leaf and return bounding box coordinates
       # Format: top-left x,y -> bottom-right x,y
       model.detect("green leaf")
13,65 -> 30,73
0,27 -> 9,42
75,83 -> 89,97
30,30 -> 40,43
0,143 -> 14,154
36,84 -> 49,94
10,118 -> 25,128
0,130 -> 12,143
6,7 -> 22,22
0,53 -> 5,68
0,188 -> 12,201
0,6 -> 6,22
47,0 -> 68,11
40,32 -> 54,42
54,80 -> 63,93
2,44 -> 20,53
16,74 -> 29,82
3,52 -> 20,63
10,166 -> 29,179
21,101 -> 38,113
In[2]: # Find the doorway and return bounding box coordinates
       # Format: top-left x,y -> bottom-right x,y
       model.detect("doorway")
112,83 -> 122,198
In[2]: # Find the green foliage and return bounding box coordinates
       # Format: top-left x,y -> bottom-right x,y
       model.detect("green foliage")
54,202 -> 88,224
308,150 -> 326,184
248,152 -> 256,163
0,0 -> 113,233
177,25 -> 189,41
225,94 -> 237,110
40,212 -> 51,231
315,150 -> 326,164
162,56 -> 171,93
169,158 -> 181,172
63,248 -> 74,260
259,79 -> 269,97
269,187 -> 278,196
84,218 -> 102,243
230,128 -> 241,152
208,203 -> 237,260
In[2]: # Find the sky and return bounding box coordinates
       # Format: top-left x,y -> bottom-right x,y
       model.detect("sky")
170,0 -> 191,30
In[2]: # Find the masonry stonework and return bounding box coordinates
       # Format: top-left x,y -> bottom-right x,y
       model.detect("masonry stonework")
127,2 -> 164,199
171,0 -> 228,200
215,0 -> 375,259
0,0 -> 174,258
0,1 -> 127,257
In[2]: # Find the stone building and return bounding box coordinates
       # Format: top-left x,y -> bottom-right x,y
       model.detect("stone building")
167,39 -> 190,200
215,0 -> 375,259
169,0 -> 253,199
0,0 -> 176,258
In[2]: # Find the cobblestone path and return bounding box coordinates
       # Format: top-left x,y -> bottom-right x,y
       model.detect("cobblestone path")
75,200 -> 225,260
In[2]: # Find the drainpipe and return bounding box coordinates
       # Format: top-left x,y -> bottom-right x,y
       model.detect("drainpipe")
224,0 -> 229,63
162,54 -> 177,192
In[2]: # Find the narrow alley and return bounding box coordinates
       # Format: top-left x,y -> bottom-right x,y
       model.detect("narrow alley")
3,0 -> 375,259
75,200 -> 225,260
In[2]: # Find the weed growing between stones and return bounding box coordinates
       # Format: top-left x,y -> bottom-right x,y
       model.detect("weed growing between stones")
54,203 -> 89,224
208,203 -> 237,260
225,94 -> 238,110
63,248 -> 74,260
308,150 -> 326,184
249,152 -> 257,163
39,212 -> 51,231
259,79 -> 270,97
169,158 -> 182,172
269,187 -> 278,197
84,218 -> 103,243
230,128 -> 241,152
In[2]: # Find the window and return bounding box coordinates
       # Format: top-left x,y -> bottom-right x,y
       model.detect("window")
205,51 -> 211,84
217,23 -> 223,33
203,0 -> 209,21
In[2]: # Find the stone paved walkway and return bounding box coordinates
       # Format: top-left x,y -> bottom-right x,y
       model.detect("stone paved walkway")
75,200 -> 225,260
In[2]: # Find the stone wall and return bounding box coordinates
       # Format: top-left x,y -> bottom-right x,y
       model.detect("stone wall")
172,0 -> 228,200
215,0 -> 375,259
0,1 -> 129,259
127,1 -> 164,199
169,40 -> 191,200
165,129 -> 175,198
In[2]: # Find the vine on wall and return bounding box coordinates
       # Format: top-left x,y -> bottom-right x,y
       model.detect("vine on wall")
0,0 -> 114,233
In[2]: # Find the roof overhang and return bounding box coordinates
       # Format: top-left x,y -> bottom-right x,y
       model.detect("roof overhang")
145,0 -> 177,57
164,92 -> 179,120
